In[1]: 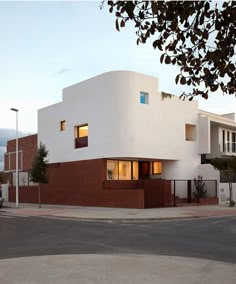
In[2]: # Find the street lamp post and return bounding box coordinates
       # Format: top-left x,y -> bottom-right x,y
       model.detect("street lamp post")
10,108 -> 19,208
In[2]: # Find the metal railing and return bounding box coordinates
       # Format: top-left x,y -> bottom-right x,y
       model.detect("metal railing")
171,179 -> 217,207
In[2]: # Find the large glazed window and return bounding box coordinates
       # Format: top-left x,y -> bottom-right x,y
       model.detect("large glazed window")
107,160 -> 119,180
107,160 -> 139,180
75,124 -> 88,148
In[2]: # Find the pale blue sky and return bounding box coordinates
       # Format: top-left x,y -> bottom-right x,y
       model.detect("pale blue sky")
0,1 -> 235,133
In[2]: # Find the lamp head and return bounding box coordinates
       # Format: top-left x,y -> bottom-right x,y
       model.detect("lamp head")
10,108 -> 18,112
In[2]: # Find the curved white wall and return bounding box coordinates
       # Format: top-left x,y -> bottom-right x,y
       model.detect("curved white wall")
38,71 -> 199,170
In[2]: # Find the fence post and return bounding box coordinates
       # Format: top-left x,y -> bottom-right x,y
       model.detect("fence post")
187,180 -> 192,203
197,178 -> 200,203
215,180 -> 218,197
174,180 -> 176,207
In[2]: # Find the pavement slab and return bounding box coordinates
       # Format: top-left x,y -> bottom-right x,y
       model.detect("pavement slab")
0,254 -> 235,284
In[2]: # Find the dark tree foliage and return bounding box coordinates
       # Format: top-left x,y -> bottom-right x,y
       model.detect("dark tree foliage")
0,172 -> 7,184
30,143 -> 48,208
30,143 -> 48,184
105,1 -> 236,100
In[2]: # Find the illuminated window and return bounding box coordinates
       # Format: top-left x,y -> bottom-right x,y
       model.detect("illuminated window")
106,160 -> 139,180
119,161 -> 132,180
140,91 -> 149,104
78,125 -> 88,137
60,120 -> 66,131
75,124 -> 88,148
132,161 -> 139,180
152,161 -> 162,175
107,160 -> 119,180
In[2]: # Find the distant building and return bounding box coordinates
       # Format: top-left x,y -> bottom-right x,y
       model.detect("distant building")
4,71 -> 236,208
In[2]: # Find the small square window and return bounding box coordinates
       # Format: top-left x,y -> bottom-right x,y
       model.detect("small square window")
185,124 -> 196,141
140,91 -> 149,104
60,120 -> 66,131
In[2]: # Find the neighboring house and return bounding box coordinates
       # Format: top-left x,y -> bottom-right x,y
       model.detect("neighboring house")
4,71 -> 236,208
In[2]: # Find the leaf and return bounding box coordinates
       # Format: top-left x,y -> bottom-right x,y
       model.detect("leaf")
199,13 -> 204,25
187,79 -> 191,86
125,1 -> 135,19
115,18 -> 120,31
203,67 -> 210,75
120,19 -> 125,28
202,92 -> 208,99
153,39 -> 158,49
180,76 -> 186,85
165,55 -> 171,64
160,53 -> 165,63
151,1 -> 158,15
175,74 -> 180,84
171,58 -> 176,65
210,84 -> 219,92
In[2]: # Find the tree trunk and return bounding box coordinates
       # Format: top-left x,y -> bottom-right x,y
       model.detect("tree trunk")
38,184 -> 41,208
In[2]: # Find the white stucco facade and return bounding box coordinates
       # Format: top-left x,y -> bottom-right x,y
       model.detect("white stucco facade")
39,71 -> 198,161
38,71 -> 236,202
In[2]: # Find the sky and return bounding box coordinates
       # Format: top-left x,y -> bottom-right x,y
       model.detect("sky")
0,1 -> 235,133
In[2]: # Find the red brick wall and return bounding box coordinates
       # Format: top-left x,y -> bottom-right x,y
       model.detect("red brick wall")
8,158 -> 172,209
144,179 -> 171,208
9,159 -> 145,208
4,134 -> 37,171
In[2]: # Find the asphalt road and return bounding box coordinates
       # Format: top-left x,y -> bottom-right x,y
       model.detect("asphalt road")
0,215 -> 236,263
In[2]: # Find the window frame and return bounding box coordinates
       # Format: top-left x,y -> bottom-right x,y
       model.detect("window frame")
152,161 -> 162,175
75,124 -> 88,148
140,91 -> 149,105
106,159 -> 139,180
60,120 -> 66,131
185,124 -> 197,141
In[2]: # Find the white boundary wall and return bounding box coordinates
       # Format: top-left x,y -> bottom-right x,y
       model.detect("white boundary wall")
1,184 -> 8,202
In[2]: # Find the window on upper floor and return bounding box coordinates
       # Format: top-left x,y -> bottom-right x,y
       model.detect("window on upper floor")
140,91 -> 149,104
185,124 -> 197,141
60,120 -> 66,131
221,129 -> 236,153
75,124 -> 88,148
232,132 -> 236,153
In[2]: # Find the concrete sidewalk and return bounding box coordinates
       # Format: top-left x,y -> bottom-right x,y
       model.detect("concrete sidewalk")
1,254 -> 235,284
1,202 -> 236,221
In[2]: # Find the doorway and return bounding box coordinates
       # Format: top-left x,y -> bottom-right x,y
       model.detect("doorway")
139,161 -> 150,179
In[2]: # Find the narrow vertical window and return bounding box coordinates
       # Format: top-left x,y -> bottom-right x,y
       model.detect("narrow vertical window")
222,130 -> 225,152
227,131 -> 230,152
60,120 -> 66,131
140,91 -> 149,104
152,161 -> 162,174
232,132 -> 236,153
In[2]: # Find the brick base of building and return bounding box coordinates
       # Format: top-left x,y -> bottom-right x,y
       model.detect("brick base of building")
8,159 -> 172,209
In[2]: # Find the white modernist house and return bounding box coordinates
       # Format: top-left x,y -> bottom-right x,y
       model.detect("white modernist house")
37,71 -> 236,206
